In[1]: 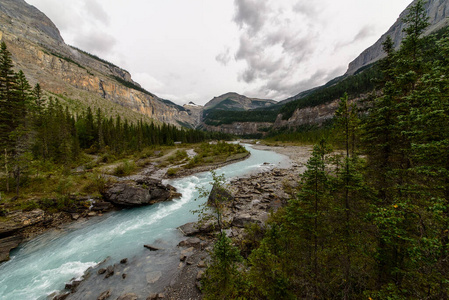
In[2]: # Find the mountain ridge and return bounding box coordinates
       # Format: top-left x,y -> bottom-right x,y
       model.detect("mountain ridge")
204,92 -> 276,111
345,0 -> 449,75
0,0 -> 196,127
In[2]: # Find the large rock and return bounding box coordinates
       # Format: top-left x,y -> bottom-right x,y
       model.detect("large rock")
232,213 -> 260,228
178,221 -> 214,236
103,179 -> 177,207
207,183 -> 234,207
0,235 -> 23,262
0,209 -> 46,263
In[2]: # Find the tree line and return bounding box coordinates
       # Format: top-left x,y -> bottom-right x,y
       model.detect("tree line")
202,1 -> 449,298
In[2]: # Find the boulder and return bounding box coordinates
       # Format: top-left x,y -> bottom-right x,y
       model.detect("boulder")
103,179 -> 179,207
0,235 -> 23,263
207,183 -> 234,207
91,201 -> 113,212
232,213 -> 260,228
178,237 -> 202,248
117,294 -> 138,300
104,265 -> 114,278
64,279 -> 82,292
97,290 -> 111,300
103,183 -> 151,206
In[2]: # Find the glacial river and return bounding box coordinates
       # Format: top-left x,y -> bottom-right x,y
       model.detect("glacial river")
0,144 -> 289,300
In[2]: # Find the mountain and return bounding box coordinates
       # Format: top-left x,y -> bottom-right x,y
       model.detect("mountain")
346,0 -> 449,75
272,0 -> 449,131
0,0 -> 196,127
204,92 -> 276,111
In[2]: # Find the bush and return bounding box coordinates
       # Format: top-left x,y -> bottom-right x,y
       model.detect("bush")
167,167 -> 179,176
113,160 -> 136,176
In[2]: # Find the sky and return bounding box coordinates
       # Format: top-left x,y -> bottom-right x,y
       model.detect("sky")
25,0 -> 412,105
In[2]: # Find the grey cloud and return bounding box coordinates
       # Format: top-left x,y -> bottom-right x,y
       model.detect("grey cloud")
336,25 -> 376,49
257,65 -> 346,101
233,0 -> 268,34
215,47 -> 232,66
84,0 -> 110,25
74,31 -> 117,54
232,0 -> 341,100
353,26 -> 376,42
235,34 -> 286,83
293,1 -> 319,16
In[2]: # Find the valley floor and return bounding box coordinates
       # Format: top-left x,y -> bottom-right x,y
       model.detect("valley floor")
1,143 -> 313,299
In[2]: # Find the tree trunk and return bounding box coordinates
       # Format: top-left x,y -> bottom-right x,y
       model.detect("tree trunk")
4,149 -> 9,193
15,165 -> 20,197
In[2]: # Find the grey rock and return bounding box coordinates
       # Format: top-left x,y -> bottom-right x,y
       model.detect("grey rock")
103,180 -> 176,207
146,271 -> 162,284
208,183 -> 234,206
97,290 -> 111,300
232,213 -> 259,228
196,270 -> 205,280
346,0 -> 449,75
144,244 -> 161,251
116,293 -> 138,300
0,235 -> 23,262
104,265 -> 114,278
147,294 -> 158,300
178,237 -> 201,248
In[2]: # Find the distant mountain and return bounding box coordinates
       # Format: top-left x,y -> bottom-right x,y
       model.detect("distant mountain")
0,0 -> 197,127
204,92 -> 276,111
346,0 -> 449,75
272,0 -> 449,131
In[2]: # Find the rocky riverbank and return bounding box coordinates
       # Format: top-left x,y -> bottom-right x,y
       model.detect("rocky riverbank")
163,144 -> 312,300
1,144 -> 312,299
0,147 -> 250,264
46,144 -> 311,300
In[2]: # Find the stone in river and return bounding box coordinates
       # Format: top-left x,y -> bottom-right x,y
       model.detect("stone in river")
146,271 -> 162,284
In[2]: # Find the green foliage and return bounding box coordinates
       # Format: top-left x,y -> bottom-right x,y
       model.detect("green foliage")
280,65 -> 380,120
166,167 -> 179,176
203,109 -> 279,126
201,6 -> 449,298
184,142 -> 247,169
113,160 -> 136,176
265,121 -> 334,144
202,232 -> 244,299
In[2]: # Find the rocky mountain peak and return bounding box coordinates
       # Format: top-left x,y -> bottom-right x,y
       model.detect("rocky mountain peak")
0,0 -> 64,47
204,92 -> 276,111
346,0 -> 449,75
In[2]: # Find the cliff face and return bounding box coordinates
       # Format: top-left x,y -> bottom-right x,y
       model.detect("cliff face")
202,122 -> 273,136
346,0 -> 449,75
0,0 -> 196,127
273,94 -> 371,129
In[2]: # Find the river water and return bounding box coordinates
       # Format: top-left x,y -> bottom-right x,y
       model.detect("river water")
0,144 -> 289,300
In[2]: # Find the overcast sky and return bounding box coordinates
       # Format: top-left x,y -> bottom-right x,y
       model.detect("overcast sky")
26,0 -> 412,105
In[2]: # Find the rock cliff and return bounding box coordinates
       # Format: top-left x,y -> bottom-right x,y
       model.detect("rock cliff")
346,0 -> 449,75
0,0 -> 196,127
202,122 -> 273,136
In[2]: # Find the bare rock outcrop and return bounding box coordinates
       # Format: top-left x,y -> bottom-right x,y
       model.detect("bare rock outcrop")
346,0 -> 449,75
0,209 -> 46,262
102,178 -> 179,207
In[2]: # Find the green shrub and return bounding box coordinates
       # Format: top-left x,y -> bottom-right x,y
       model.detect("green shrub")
113,161 -> 136,176
167,167 -> 179,176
